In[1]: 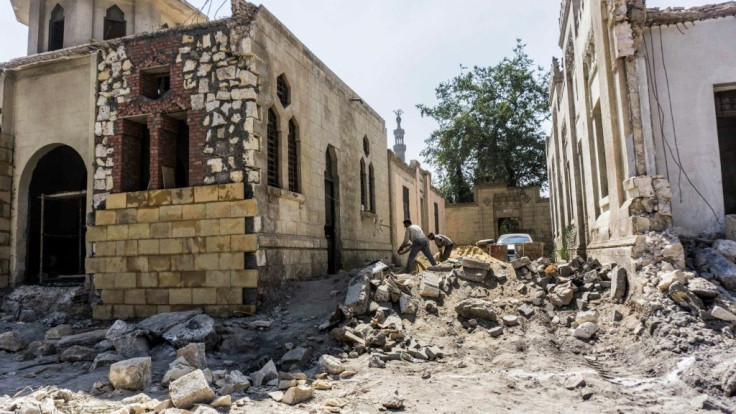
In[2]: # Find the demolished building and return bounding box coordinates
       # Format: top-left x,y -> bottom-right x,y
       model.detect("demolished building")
548,0 -> 736,266
0,0 -> 446,319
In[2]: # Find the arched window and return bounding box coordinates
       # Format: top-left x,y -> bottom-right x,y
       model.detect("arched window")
104,5 -> 127,40
360,159 -> 367,210
276,74 -> 290,108
368,163 -> 375,212
48,4 -> 64,51
363,136 -> 370,156
267,109 -> 279,187
287,119 -> 299,192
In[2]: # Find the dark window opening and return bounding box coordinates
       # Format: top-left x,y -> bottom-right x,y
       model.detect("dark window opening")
287,119 -> 299,192
48,4 -> 64,51
402,186 -> 410,220
434,202 -> 439,233
368,163 -> 375,212
360,159 -> 367,210
121,119 -> 150,192
158,114 -> 188,189
27,146 -> 87,285
267,108 -> 279,187
175,121 -> 189,188
104,5 -> 126,40
140,67 -> 171,100
715,90 -> 736,215
363,136 -> 370,156
276,74 -> 290,107
593,104 -> 609,199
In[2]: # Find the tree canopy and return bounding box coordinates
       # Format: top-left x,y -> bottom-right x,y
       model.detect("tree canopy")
417,40 -> 550,203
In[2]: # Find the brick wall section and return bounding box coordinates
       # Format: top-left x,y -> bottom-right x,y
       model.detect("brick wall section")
86,183 -> 259,320
0,133 -> 12,287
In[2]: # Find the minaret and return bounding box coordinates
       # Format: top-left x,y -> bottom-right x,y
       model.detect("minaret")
393,109 -> 406,162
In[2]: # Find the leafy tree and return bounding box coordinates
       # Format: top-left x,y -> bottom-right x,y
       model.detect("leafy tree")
418,40 -> 549,203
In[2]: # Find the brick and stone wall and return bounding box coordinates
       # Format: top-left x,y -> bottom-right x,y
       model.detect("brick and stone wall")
87,183 -> 258,320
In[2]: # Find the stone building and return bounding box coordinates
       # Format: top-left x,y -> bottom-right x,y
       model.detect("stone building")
0,0 -> 444,319
444,184 -> 552,252
548,0 -> 736,266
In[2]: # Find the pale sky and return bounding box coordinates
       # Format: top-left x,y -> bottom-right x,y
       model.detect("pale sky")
0,0 -> 706,175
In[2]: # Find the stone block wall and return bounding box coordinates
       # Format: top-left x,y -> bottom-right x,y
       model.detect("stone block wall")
0,132 -> 11,287
86,183 -> 259,320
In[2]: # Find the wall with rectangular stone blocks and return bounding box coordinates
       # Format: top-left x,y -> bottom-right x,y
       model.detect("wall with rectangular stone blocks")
87,183 -> 258,320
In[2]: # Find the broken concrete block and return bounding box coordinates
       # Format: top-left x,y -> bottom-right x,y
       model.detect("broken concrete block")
60,345 -> 97,362
109,357 -> 151,391
0,331 -> 23,352
564,374 -> 586,390
610,267 -> 627,301
511,257 -> 531,270
281,385 -> 313,405
211,395 -> 231,408
280,346 -> 309,367
163,357 -> 197,386
138,310 -> 202,338
502,315 -> 519,326
573,322 -> 598,340
57,329 -> 107,351
345,274 -> 371,315
90,352 -> 122,372
419,272 -> 441,298
45,324 -> 73,340
169,369 -> 215,409
711,306 -> 736,322
461,258 -> 490,282
668,281 -> 704,312
177,343 -> 207,369
106,320 -> 134,342
217,370 -> 250,395
399,295 -> 418,314
488,327 -> 503,337
575,310 -> 598,325
163,314 -> 220,350
250,360 -> 278,387
455,298 -> 497,321
373,284 -> 390,302
518,304 -> 534,318
657,270 -> 687,292
688,278 -> 719,299
714,239 -> 736,263
696,248 -> 736,292
318,354 -> 345,374
548,283 -> 576,307
114,331 -> 150,359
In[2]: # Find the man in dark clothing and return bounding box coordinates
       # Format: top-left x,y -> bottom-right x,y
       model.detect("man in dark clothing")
428,232 -> 455,262
398,219 -> 437,273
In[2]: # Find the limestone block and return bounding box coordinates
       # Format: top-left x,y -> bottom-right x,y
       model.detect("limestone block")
231,235 -> 257,252
109,357 -> 151,391
87,226 -> 108,242
195,186 -> 219,203
231,270 -> 257,288
170,289 -> 193,305
96,210 -> 117,226
169,370 -> 215,409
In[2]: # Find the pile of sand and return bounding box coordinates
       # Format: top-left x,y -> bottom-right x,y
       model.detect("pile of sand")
415,245 -> 502,271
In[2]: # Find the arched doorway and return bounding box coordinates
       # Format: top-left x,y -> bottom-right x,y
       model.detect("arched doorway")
324,146 -> 341,274
26,146 -> 87,284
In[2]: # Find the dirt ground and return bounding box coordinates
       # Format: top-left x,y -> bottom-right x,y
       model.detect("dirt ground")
0,259 -> 733,414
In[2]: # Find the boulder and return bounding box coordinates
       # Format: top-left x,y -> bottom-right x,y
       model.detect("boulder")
668,282 -> 704,312
162,314 -> 220,350
45,324 -> 73,340
281,385 -> 313,405
59,345 -> 97,362
280,346 -> 309,367
163,357 -> 197,386
109,357 -> 152,391
177,343 -> 207,369
169,370 -> 215,409
138,310 -> 202,338
714,239 -> 736,263
455,299 -> 497,321
90,352 -> 122,371
548,283 -> 576,307
399,295 -> 418,315
688,278 -> 719,299
419,272 -> 441,298
345,274 -> 371,315
250,360 -> 278,387
318,354 -> 345,374
57,329 -> 107,351
610,267 -> 627,301
695,249 -> 736,292
114,331 -> 150,359
0,331 -> 23,352
573,322 -> 598,340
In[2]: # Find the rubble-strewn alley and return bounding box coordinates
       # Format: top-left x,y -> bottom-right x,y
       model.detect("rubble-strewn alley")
0,236 -> 734,413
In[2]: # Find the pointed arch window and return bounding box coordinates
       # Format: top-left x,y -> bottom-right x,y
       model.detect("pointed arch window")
360,159 -> 367,210
104,5 -> 127,40
368,163 -> 375,212
267,109 -> 280,187
287,119 -> 299,193
48,4 -> 64,51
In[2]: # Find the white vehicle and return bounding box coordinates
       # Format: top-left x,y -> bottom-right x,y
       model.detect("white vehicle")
496,233 -> 533,259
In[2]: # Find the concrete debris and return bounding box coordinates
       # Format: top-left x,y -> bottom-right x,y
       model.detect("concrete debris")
45,324 -> 73,340
281,385 -> 313,405
137,310 -> 203,338
399,295 -> 418,314
502,315 -> 519,326
216,370 -> 251,395
345,273 -> 372,315
668,281 -> 704,312
518,304 -> 534,318
106,320 -> 134,342
211,395 -> 231,408
318,354 -> 345,374
109,357 -> 152,391
113,331 -> 150,359
169,370 -> 215,409
695,248 -> 736,292
0,331 -> 23,352
250,359 -> 278,387
59,345 -> 97,362
573,322 -> 598,340
280,346 -> 309,367
57,329 -> 107,351
710,306 -> 736,322
488,327 -> 504,337
610,267 -> 627,301
90,352 -> 122,371
713,239 -> 736,263
162,314 -> 220,350
369,354 -> 386,368
163,357 -> 198,386
419,272 -> 441,297
381,392 -> 405,409
177,343 -> 207,369
455,298 -> 497,321
687,278 -> 719,299
564,374 -> 586,390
